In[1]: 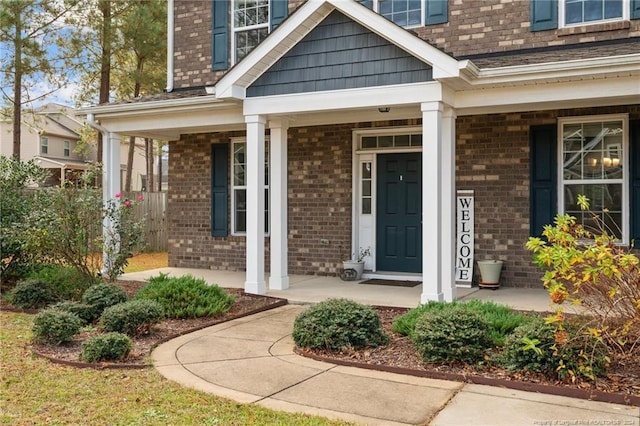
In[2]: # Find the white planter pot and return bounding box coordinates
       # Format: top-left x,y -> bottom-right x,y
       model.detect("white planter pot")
477,260 -> 503,288
342,260 -> 364,280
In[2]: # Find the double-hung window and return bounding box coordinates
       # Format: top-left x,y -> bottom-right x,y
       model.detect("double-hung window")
231,138 -> 269,234
233,0 -> 270,63
63,140 -> 70,157
561,0 -> 626,27
40,136 -> 48,155
559,115 -> 628,241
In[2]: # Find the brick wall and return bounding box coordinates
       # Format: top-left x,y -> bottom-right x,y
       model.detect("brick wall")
457,104 -> 639,287
168,106 -> 638,287
172,0 -> 639,89
419,0 -> 640,57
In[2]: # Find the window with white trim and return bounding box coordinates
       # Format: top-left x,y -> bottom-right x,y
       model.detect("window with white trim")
231,138 -> 269,234
63,140 -> 70,157
560,0 -> 626,27
371,0 -> 423,27
40,136 -> 48,155
559,115 -> 628,241
233,0 -> 269,63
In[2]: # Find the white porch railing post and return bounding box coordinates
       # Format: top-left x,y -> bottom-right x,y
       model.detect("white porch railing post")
245,114 -> 267,294
421,102 -> 444,303
268,118 -> 290,290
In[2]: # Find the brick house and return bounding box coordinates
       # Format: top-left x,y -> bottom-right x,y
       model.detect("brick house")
83,0 -> 640,302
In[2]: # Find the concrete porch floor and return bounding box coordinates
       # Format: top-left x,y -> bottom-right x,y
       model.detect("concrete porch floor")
120,267 -> 560,312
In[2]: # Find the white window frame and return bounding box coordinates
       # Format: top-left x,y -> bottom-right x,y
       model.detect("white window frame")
557,114 -> 629,244
372,0 -> 424,29
231,0 -> 270,65
40,136 -> 48,155
63,140 -> 70,157
559,0 -> 629,28
230,137 -> 270,236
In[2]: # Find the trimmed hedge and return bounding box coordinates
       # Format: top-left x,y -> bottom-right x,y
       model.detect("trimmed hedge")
135,274 -> 234,318
8,279 -> 58,309
80,332 -> 133,363
48,301 -> 97,324
32,308 -> 83,344
99,299 -> 164,336
292,298 -> 389,350
413,306 -> 493,363
393,299 -> 530,345
82,283 -> 128,319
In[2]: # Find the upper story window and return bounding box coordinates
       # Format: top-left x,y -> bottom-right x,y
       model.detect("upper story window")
361,0 -> 447,27
213,0 -> 288,70
531,0 -> 638,32
40,136 -> 48,155
561,0 -> 626,27
233,0 -> 270,63
63,140 -> 70,157
377,0 -> 423,27
559,115 -> 628,242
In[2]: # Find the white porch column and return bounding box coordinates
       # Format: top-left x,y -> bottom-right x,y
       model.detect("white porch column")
441,106 -> 457,302
268,118 -> 289,290
103,132 -> 122,273
421,102 -> 444,303
245,114 -> 267,294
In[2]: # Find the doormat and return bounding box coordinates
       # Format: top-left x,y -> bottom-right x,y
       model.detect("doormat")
359,279 -> 421,287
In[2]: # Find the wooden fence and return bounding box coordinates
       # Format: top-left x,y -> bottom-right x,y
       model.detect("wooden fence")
124,191 -> 167,252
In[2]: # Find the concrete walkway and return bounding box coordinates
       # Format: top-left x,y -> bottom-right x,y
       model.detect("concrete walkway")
152,304 -> 640,426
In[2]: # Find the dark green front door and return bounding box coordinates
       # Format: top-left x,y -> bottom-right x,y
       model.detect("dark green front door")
376,153 -> 422,272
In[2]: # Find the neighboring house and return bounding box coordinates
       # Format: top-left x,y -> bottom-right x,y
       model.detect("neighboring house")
0,103 -> 152,190
81,0 -> 640,303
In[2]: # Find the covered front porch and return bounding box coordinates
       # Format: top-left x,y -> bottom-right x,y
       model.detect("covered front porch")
120,267 -> 554,312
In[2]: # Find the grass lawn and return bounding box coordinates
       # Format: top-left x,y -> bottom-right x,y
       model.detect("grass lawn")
0,312 -> 351,425
124,252 -> 168,273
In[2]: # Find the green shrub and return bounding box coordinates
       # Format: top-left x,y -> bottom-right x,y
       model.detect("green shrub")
135,274 -> 235,318
32,308 -> 83,344
82,283 -> 128,318
413,306 -> 493,363
501,316 -> 609,381
79,332 -> 133,363
8,279 -> 58,309
27,265 -> 91,301
48,301 -> 97,324
292,298 -> 389,351
502,317 -> 557,373
99,299 -> 164,336
393,299 -> 530,345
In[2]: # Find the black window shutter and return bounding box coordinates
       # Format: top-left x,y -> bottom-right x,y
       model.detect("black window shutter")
212,1 -> 229,71
270,0 -> 288,30
425,0 -> 448,25
211,143 -> 229,237
631,120 -> 640,248
530,124 -> 558,237
632,0 -> 640,19
531,0 -> 558,31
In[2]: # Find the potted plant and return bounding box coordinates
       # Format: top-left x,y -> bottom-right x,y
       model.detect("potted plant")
342,247 -> 371,280
477,259 -> 504,289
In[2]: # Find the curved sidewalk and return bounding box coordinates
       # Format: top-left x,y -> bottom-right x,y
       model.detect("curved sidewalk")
152,305 -> 640,426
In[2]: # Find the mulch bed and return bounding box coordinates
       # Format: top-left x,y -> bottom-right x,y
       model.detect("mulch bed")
296,306 -> 640,406
3,282 -> 639,405
3,280 -> 287,369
